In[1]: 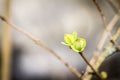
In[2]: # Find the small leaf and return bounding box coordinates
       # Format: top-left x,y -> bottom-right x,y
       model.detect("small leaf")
73,31 -> 77,40
62,31 -> 77,46
64,34 -> 73,45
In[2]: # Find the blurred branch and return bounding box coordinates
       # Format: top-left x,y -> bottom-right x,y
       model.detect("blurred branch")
83,9 -> 120,80
95,27 -> 120,71
93,0 -> 107,28
0,16 -> 82,80
92,0 -> 120,50
83,0 -> 120,79
1,0 -> 12,80
107,0 -> 120,13
92,0 -> 120,64
85,27 -> 120,80
107,0 -> 118,13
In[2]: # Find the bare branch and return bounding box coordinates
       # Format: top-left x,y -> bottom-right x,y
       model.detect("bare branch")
0,16 -> 82,80
83,10 -> 120,79
93,0 -> 107,28
95,27 -> 120,71
84,27 -> 120,80
92,0 -> 120,50
79,53 -> 103,80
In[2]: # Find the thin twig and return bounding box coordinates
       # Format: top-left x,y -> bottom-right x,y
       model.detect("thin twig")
93,0 -> 107,28
107,0 -> 118,13
79,53 -> 103,80
0,16 -> 82,80
92,0 -> 120,50
92,0 -> 120,64
85,27 -> 120,80
83,10 -> 120,79
95,27 -> 120,70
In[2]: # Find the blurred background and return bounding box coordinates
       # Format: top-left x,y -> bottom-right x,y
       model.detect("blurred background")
0,0 -> 120,80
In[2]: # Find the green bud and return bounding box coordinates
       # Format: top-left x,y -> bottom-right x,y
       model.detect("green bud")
101,71 -> 107,79
61,31 -> 86,52
71,38 -> 86,52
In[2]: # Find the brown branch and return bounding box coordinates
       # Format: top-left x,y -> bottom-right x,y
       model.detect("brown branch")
95,27 -> 120,71
93,0 -> 107,28
106,0 -> 119,13
0,16 -> 82,80
79,53 -> 103,80
92,0 -> 120,51
83,10 -> 120,79
85,27 -> 120,80
83,0 -> 120,79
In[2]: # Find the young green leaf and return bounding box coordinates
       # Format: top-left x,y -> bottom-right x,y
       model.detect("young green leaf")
62,32 -> 77,46
62,32 -> 86,52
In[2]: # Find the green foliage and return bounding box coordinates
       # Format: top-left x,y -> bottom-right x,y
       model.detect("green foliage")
62,32 -> 86,52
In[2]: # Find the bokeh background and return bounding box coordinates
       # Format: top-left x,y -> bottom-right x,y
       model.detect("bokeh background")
0,0 -> 120,80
